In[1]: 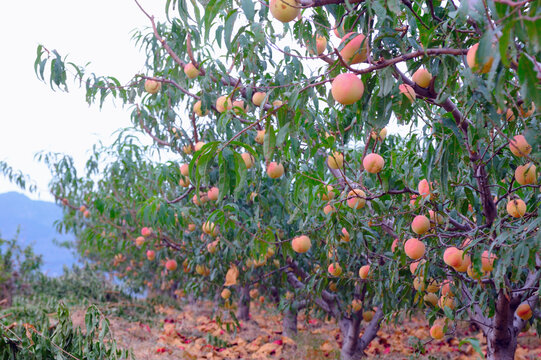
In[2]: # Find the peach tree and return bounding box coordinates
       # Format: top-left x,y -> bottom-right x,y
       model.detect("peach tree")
35,0 -> 540,359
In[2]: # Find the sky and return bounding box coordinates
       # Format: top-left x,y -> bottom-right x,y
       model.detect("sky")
0,0 -> 166,201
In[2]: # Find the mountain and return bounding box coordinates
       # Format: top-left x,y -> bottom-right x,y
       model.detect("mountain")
0,191 -> 77,276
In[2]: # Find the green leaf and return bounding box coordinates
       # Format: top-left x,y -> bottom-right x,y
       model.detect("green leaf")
518,54 -> 541,109
241,0 -> 255,21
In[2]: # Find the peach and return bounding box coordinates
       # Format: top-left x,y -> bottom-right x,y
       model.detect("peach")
252,91 -> 267,106
429,210 -> 444,225
328,263 -> 342,277
506,198 -> 526,218
269,0 -> 300,23
438,296 -> 455,310
440,280 -> 452,297
232,100 -> 246,114
194,141 -> 206,151
327,151 -> 344,169
363,153 -> 385,174
315,35 -> 327,55
467,264 -> 485,280
409,259 -> 425,274
321,185 -> 335,201
216,95 -> 232,113
255,130 -> 265,144
363,310 -> 375,322
453,254 -> 470,273
188,223 -> 196,232
391,238 -> 399,253
241,152 -> 254,169
146,250 -> 155,261
466,43 -> 493,74
515,163 -> 537,185
371,128 -> 388,141
413,277 -> 425,291
346,189 -> 366,209
202,221 -> 218,236
516,303 -> 532,320
399,84 -> 416,103
180,163 -> 190,177
184,63 -> 200,79
165,259 -> 178,271
340,227 -> 350,242
144,79 -> 161,94
426,279 -> 439,293
418,179 -> 432,198
505,108 -> 515,122
323,203 -> 336,215
135,236 -> 145,247
179,177 -> 190,187
411,215 -> 430,235
430,324 -> 444,340
207,240 -> 218,254
443,247 -> 462,267
267,162 -> 285,178
351,299 -> 363,312
221,288 -> 231,299
412,68 -> 432,88
292,235 -> 311,253
141,227 -> 152,237
83,210 -> 91,218
339,32 -> 369,64
481,250 -> 496,272
519,102 -> 535,117
359,265 -> 370,279
272,100 -> 283,108
207,187 -> 219,201
331,73 -> 364,105
193,100 -> 208,116
183,144 -> 193,154
404,238 -> 425,260
509,135 -> 532,157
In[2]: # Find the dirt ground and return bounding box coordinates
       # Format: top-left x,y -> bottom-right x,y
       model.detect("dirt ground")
71,301 -> 541,360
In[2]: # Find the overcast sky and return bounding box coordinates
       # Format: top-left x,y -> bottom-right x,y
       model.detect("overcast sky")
0,0 -> 166,201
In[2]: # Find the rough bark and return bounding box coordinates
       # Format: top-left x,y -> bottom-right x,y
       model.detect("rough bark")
237,285 -> 250,321
485,290 -> 519,360
282,307 -> 298,338
340,307 -> 384,360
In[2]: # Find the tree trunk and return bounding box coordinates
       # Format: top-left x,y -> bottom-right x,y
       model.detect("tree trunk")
485,290 -> 519,360
237,285 -> 250,321
340,307 -> 384,360
282,307 -> 298,338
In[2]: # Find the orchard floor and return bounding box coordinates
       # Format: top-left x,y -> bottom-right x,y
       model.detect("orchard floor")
72,301 -> 541,360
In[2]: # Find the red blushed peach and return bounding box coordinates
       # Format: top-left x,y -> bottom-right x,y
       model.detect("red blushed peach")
430,324 -> 445,340
481,250 -> 496,272
141,227 -> 152,237
409,259 -> 425,274
255,129 -> 265,144
331,73 -> 364,105
207,187 -> 219,201
267,162 -> 285,179
292,235 -> 311,253
418,179 -> 432,198
506,198 -> 526,218
453,254 -> 470,273
180,163 -> 189,177
346,189 -> 366,209
404,238 -> 425,260
328,263 -> 342,277
339,32 -> 369,64
323,203 -> 336,215
391,238 -> 399,253
216,95 -> 232,113
411,215 -> 430,235
516,303 -> 532,320
362,153 -> 385,174
359,265 -> 370,279
466,43 -> 493,74
232,100 -> 246,114
241,152 -> 254,169
144,79 -> 161,94
193,100 -> 208,116
399,84 -> 416,103
184,63 -> 200,79
146,250 -> 155,261
165,259 -> 178,271
443,247 -> 460,267
252,91 -> 266,106
515,163 -> 537,185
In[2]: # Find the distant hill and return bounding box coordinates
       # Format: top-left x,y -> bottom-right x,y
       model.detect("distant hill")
0,191 -> 77,276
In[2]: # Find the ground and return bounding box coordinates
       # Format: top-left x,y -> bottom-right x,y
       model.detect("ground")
71,301 -> 541,360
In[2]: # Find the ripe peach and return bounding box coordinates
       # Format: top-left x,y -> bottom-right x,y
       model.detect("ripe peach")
363,310 -> 375,322
413,277 -> 426,291
509,135 -> 532,157
443,247 -> 461,267
519,102 -> 535,118
292,235 -> 311,253
269,0 -> 300,23
135,236 -> 145,247
453,253 -> 470,273
418,179 -> 432,198
328,263 -> 342,277
165,259 -> 178,271
399,84 -> 416,103
216,95 -> 232,113
252,91 -> 266,106
146,250 -> 155,261
183,145 -> 193,154
424,293 -> 438,307
481,250 -> 496,272
411,215 -> 430,235
438,296 -> 455,310
83,210 -> 91,218
267,162 -> 285,179
440,280 -> 452,297
371,128 -> 388,141
255,130 -> 265,144
207,240 -> 219,254
391,238 -> 399,253
272,100 -> 283,108
221,288 -> 231,299
207,187 -> 219,201
232,100 -> 246,114
339,32 -> 369,64
430,324 -> 445,340
179,177 -> 190,187
184,63 -> 200,79
466,43 -> 493,74
505,108 -> 516,122
404,238 -> 425,260
327,151 -> 344,169
516,303 -> 532,320
412,68 -> 432,88
144,79 -> 161,94
331,73 -> 364,105
180,163 -> 190,177
241,152 -> 254,169
193,100 -> 208,116
188,223 -> 196,232
340,227 -> 350,242
323,203 -> 336,215
515,163 -> 537,185
467,264 -> 485,280
202,221 -> 218,236
506,198 -> 526,218
141,227 -> 152,237
351,299 -> 363,312
321,185 -> 335,201
359,265 -> 370,279
409,259 -> 425,275
315,35 -> 327,55
363,153 -> 385,174
346,189 -> 366,209
194,141 -> 206,151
